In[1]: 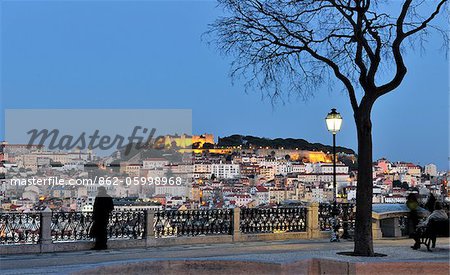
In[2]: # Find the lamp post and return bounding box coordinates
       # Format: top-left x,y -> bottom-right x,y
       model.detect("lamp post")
325,108 -> 342,242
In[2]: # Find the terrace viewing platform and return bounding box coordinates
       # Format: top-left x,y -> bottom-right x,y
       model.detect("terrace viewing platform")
1,203 -> 449,274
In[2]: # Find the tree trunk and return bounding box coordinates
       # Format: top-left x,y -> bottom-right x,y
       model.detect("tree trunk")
353,108 -> 374,256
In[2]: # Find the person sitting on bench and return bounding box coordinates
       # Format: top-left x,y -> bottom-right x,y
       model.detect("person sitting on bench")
411,201 -> 448,250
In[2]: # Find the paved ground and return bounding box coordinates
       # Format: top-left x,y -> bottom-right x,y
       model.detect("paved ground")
0,238 -> 449,274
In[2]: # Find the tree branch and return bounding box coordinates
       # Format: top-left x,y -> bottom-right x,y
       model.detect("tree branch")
404,0 -> 447,37
209,0 -> 447,110
305,47 -> 359,112
375,0 -> 411,97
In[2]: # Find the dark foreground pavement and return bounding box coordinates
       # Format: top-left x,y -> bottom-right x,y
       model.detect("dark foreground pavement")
1,238 -> 449,274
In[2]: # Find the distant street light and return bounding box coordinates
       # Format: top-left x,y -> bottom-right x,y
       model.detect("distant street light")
325,108 -> 342,242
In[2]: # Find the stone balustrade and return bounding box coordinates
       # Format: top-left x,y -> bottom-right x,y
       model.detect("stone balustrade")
0,202 -> 412,255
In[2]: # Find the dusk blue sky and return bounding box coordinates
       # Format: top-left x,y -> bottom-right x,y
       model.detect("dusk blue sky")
1,1 -> 448,170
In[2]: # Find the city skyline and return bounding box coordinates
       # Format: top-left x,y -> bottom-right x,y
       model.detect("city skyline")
1,0 -> 449,270
0,1 -> 448,170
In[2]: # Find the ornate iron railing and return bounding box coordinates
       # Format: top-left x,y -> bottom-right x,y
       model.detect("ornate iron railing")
0,212 -> 41,244
109,211 -> 146,239
51,210 -> 146,242
398,215 -> 410,236
154,209 -> 233,238
240,207 -> 307,234
51,212 -> 93,242
319,203 -> 355,232
318,204 -> 333,231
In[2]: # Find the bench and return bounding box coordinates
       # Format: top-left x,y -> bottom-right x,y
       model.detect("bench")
416,219 -> 449,251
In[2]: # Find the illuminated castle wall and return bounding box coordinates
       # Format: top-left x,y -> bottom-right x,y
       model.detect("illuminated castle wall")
163,134 -> 214,149
192,134 -> 214,147
256,149 -> 332,163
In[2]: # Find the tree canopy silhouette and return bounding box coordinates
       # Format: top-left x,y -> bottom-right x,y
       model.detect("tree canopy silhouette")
208,0 -> 448,256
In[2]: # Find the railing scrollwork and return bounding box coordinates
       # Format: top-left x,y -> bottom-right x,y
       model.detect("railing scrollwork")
154,209 -> 233,238
319,203 -> 355,232
0,212 -> 41,244
240,207 -> 307,234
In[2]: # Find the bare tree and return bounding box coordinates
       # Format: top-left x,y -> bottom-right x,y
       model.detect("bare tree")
208,0 -> 448,256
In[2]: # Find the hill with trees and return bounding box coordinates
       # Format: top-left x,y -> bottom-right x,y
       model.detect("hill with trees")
217,135 -> 354,155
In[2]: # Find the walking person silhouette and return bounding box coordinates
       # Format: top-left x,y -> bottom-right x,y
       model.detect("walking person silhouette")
91,186 -> 114,250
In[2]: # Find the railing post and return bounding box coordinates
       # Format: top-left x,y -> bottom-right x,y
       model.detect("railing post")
307,202 -> 320,239
40,208 -> 53,253
145,209 -> 156,246
372,217 -> 383,239
232,207 -> 241,241
392,217 -> 402,237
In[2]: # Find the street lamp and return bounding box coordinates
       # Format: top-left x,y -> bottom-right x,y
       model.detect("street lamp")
325,108 -> 342,242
